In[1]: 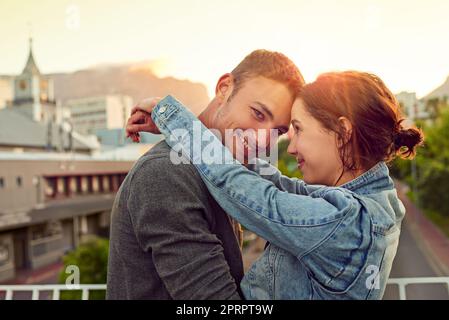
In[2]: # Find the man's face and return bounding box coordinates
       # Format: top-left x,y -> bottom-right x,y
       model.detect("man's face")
212,76 -> 294,161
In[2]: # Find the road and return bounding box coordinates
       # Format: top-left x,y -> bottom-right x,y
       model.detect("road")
383,217 -> 449,300
243,214 -> 449,300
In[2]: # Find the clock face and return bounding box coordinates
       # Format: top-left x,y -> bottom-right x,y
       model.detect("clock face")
19,80 -> 27,90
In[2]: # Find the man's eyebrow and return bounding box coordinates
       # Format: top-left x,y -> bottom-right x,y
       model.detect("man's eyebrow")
254,101 -> 274,120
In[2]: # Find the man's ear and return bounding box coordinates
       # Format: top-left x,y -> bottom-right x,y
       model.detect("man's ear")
338,116 -> 353,145
215,73 -> 234,102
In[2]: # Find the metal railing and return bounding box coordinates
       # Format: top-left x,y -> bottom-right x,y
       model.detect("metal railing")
1,277 -> 449,300
0,284 -> 106,300
386,277 -> 449,300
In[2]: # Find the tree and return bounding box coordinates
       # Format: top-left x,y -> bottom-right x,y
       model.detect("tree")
391,106 -> 449,217
58,236 -> 109,300
276,139 -> 302,178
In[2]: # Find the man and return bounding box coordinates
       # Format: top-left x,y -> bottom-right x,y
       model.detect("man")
106,49 -> 304,299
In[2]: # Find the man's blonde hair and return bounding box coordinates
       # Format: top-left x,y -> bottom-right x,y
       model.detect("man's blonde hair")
230,49 -> 305,100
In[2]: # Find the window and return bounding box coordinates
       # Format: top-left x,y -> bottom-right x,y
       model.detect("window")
44,177 -> 56,198
19,79 -> 27,90
16,176 -> 22,187
69,177 -> 78,194
102,175 -> 110,192
0,240 -> 11,267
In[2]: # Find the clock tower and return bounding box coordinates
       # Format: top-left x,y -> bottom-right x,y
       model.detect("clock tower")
13,38 -> 55,122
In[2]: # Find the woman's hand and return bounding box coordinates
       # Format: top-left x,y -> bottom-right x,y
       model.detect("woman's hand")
125,97 -> 161,142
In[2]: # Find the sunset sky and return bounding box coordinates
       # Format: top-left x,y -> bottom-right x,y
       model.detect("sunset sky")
1,0 -> 448,98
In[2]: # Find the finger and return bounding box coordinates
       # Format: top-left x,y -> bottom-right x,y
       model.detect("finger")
135,110 -> 150,120
130,132 -> 139,142
131,105 -> 143,115
126,123 -> 152,133
131,105 -> 151,115
127,112 -> 146,126
135,97 -> 161,114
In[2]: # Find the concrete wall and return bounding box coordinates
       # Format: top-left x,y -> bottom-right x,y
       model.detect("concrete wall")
0,158 -> 133,214
0,77 -> 13,109
67,95 -> 133,135
0,233 -> 15,282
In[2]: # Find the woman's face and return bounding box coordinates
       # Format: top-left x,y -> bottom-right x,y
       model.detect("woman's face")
287,98 -> 344,186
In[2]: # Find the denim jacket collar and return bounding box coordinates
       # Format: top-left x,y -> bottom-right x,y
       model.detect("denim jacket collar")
339,161 -> 393,195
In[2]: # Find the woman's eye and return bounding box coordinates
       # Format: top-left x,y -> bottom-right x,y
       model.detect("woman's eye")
252,108 -> 265,121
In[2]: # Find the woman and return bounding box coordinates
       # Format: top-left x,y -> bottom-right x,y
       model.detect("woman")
126,71 -> 423,299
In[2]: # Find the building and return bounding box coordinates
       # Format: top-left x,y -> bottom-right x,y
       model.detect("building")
395,91 -> 429,120
423,75 -> 449,102
0,108 -> 98,154
0,38 -> 99,155
0,76 -> 13,109
0,38 -> 137,283
94,128 -> 162,161
0,153 -> 134,282
65,95 -> 133,136
11,38 -> 57,123
96,128 -> 162,146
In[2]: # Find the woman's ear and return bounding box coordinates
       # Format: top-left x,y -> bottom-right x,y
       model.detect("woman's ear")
338,116 -> 353,145
215,73 -> 234,102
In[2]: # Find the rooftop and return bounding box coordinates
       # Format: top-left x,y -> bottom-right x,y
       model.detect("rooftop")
0,108 -> 97,151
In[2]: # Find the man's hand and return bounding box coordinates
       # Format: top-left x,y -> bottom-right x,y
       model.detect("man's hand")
126,97 -> 161,142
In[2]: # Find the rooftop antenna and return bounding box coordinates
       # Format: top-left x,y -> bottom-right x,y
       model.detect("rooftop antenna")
26,21 -> 34,65
27,21 -> 33,45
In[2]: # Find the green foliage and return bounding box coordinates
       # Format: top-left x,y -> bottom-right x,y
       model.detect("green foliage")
391,106 -> 449,221
424,208 -> 449,238
276,139 -> 302,178
58,236 -> 109,300
426,96 -> 448,120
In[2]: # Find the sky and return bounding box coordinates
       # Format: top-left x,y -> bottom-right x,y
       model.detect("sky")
1,0 -> 448,98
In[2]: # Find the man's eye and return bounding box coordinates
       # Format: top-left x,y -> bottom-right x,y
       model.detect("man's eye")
252,108 -> 265,121
277,128 -> 287,136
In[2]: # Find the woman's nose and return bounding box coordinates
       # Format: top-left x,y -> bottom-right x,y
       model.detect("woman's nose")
287,141 -> 296,156
287,126 -> 294,140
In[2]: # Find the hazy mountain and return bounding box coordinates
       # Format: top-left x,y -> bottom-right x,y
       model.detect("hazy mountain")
49,62 -> 210,115
423,75 -> 449,101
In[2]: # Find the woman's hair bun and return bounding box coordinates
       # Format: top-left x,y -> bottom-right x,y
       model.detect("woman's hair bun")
394,126 -> 424,159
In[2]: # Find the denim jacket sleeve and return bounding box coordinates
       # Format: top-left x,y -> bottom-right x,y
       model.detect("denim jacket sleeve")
247,158 -> 310,195
151,96 -> 355,258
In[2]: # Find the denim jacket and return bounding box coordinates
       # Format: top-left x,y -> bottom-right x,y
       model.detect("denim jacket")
151,95 -> 405,300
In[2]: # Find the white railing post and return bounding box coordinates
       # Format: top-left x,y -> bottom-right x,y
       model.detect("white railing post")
32,288 -> 39,300
5,289 -> 13,300
0,284 -> 106,300
386,277 -> 449,300
52,289 -> 60,300
82,288 -> 89,300
398,283 -> 407,300
0,278 -> 447,300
